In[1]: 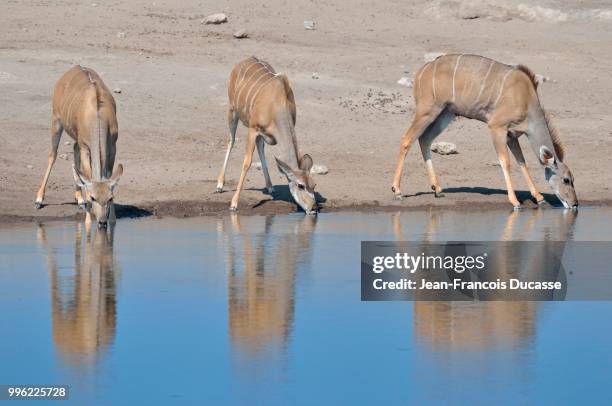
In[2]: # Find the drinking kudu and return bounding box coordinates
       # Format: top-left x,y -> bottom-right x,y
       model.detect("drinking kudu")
216,57 -> 318,214
35,66 -> 123,227
392,54 -> 578,209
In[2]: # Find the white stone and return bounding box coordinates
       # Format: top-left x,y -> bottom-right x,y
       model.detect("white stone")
310,164 -> 328,175
397,76 -> 412,87
233,30 -> 248,39
303,20 -> 316,30
431,142 -> 458,155
534,74 -> 552,85
202,13 -> 227,24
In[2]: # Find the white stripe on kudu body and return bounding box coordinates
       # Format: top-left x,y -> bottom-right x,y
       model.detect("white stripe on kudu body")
451,54 -> 463,102
392,53 -> 577,210
216,57 -> 318,215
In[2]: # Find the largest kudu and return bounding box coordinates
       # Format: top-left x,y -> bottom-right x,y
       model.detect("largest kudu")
35,66 -> 123,227
392,54 -> 578,209
216,57 -> 318,214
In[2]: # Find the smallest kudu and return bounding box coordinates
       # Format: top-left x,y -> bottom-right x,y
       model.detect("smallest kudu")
216,56 -> 318,214
35,66 -> 123,227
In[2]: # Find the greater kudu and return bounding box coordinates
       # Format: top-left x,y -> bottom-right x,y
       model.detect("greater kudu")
216,57 -> 317,214
35,66 -> 123,227
392,54 -> 577,209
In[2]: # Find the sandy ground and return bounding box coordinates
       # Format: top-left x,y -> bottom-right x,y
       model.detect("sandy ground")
1,0 -> 611,222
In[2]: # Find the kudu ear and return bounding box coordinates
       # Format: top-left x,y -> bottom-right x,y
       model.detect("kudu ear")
539,146 -> 555,168
72,164 -> 91,188
110,164 -> 123,189
299,154 -> 313,173
275,157 -> 297,182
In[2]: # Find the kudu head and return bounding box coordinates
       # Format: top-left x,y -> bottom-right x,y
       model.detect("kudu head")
73,164 -> 123,227
539,146 -> 577,209
275,155 -> 317,215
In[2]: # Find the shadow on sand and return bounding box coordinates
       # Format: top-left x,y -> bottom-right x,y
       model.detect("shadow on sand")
250,185 -> 327,212
402,187 -> 561,207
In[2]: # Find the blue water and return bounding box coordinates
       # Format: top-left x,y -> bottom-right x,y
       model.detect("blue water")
0,208 -> 611,405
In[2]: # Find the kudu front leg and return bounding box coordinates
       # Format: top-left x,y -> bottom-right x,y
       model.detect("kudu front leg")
35,117 -> 63,209
216,109 -> 239,193
229,128 -> 257,211
490,127 -> 521,209
73,143 -> 86,209
507,136 -> 545,205
392,110 -> 441,199
256,135 -> 274,195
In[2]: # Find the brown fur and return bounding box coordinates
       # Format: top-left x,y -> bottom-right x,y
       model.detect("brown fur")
516,64 -> 539,90
217,57 -> 316,213
35,66 -> 122,224
392,54 -> 569,208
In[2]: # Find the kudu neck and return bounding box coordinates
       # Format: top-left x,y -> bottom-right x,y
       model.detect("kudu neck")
526,104 -> 558,161
274,107 -> 300,169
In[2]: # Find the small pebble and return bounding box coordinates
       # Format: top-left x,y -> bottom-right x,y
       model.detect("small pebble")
303,20 -> 316,30
312,72 -> 319,79
310,164 -> 328,175
233,30 -> 248,39
431,141 -> 458,155
202,13 -> 228,24
26,164 -> 33,169
397,76 -> 412,87
117,32 -> 126,39
113,88 -> 122,93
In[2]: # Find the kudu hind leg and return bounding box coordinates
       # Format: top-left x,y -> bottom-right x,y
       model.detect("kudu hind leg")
418,109 -> 455,197
35,116 -> 63,209
216,109 -> 239,193
507,136 -> 545,204
392,107 -> 443,199
256,135 -> 274,195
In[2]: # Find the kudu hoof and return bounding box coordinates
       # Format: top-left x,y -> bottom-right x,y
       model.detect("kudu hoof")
393,194 -> 403,201
432,186 -> 444,198
215,186 -> 223,193
513,204 -> 523,211
229,206 -> 238,212
78,202 -> 87,210
537,199 -> 548,207
35,202 -> 43,210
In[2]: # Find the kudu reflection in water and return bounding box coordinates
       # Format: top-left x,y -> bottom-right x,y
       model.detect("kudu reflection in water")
221,214 -> 316,360
37,221 -> 118,368
391,209 -> 576,349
